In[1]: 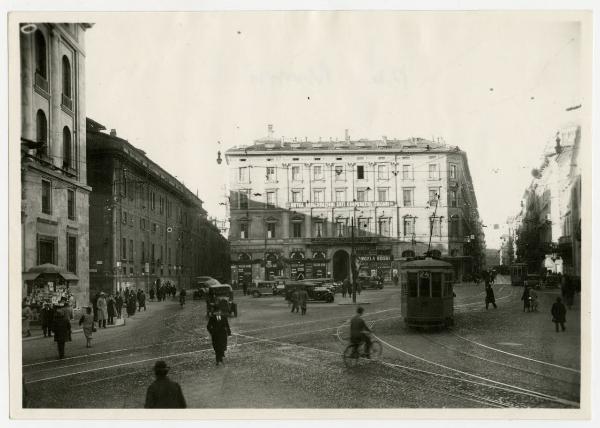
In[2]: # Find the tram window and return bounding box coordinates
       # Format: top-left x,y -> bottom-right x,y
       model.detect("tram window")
432,273 -> 442,297
419,276 -> 430,297
408,273 -> 418,297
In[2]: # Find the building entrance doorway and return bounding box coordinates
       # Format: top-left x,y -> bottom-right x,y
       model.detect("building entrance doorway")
332,250 -> 350,282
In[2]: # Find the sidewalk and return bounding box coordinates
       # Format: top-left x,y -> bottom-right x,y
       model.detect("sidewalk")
23,316 -> 126,342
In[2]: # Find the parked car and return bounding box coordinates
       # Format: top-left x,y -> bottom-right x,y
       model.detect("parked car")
357,274 -> 384,290
249,280 -> 279,297
206,284 -> 238,318
284,281 -> 335,303
193,276 -> 221,300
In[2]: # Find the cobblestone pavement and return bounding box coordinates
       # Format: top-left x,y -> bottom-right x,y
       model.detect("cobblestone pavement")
22,277 -> 580,408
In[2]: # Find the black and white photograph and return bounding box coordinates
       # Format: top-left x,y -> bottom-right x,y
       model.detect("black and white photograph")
5,4 -> 596,421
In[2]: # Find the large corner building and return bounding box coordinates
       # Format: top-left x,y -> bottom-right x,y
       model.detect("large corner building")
226,127 -> 485,284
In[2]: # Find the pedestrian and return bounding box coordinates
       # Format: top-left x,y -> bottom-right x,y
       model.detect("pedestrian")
107,294 -> 116,325
40,302 -> 54,337
127,293 -> 137,317
78,306 -> 95,348
356,281 -> 362,296
149,287 -> 155,302
207,309 -> 232,366
485,284 -> 497,309
521,286 -> 531,312
343,277 -> 351,298
52,311 -> 71,359
290,288 -> 300,313
60,298 -> 73,321
551,297 -> 567,332
144,361 -> 187,408
298,287 -> 308,316
565,277 -> 575,310
529,288 -> 539,312
242,280 -> 248,296
96,292 -> 107,328
392,273 -> 399,287
138,290 -> 147,311
115,292 -> 124,319
22,302 -> 32,338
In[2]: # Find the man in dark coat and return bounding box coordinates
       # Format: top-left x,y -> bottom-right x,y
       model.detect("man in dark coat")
551,297 -> 567,332
298,288 -> 309,315
207,309 -> 231,366
115,292 -> 124,319
350,306 -> 371,357
144,360 -> 187,408
40,302 -> 54,337
485,283 -> 497,309
290,288 -> 300,313
521,286 -> 531,312
138,290 -> 147,311
52,311 -> 71,359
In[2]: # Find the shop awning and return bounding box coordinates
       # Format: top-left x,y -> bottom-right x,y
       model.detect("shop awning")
61,273 -> 79,281
22,272 -> 41,281
23,264 -> 79,281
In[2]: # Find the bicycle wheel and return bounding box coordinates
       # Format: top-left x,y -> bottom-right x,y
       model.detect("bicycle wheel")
369,341 -> 382,360
343,345 -> 359,368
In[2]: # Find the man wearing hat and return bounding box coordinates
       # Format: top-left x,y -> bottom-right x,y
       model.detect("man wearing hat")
207,309 -> 232,366
144,361 -> 187,408
96,292 -> 108,328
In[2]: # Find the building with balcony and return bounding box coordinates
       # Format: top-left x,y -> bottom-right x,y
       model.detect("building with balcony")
20,23 -> 93,309
226,127 -> 485,284
87,119 -> 230,296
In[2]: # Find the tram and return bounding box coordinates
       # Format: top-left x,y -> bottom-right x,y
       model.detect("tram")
510,263 -> 528,287
400,257 -> 455,328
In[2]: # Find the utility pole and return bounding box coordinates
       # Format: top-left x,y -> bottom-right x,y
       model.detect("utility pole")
351,216 -> 357,304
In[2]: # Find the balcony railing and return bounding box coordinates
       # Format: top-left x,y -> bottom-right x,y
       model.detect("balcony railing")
61,94 -> 73,111
287,201 -> 396,209
34,71 -> 49,93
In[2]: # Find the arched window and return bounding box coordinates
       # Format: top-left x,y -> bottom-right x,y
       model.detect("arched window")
34,31 -> 47,78
62,56 -> 72,98
62,126 -> 71,169
35,110 -> 47,157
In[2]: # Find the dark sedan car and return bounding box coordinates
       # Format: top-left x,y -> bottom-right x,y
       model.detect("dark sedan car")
284,281 -> 335,303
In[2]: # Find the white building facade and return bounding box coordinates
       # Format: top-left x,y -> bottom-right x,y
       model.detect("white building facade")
226,130 -> 484,284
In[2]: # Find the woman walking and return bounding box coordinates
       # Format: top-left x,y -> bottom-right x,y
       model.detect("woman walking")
78,307 -> 95,348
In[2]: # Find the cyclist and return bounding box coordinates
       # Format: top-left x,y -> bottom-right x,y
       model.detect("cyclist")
350,306 -> 372,358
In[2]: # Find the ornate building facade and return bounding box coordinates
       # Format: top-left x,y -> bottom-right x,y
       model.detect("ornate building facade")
226,128 -> 484,284
87,119 -> 230,296
20,23 -> 92,308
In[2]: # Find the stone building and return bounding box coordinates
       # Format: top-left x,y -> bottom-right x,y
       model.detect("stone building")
87,119 -> 230,296
226,127 -> 484,284
20,23 -> 92,309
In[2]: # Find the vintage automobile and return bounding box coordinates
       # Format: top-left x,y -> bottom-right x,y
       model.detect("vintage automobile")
284,281 -> 335,303
206,283 -> 238,318
357,273 -> 384,290
192,276 -> 221,300
248,280 -> 279,298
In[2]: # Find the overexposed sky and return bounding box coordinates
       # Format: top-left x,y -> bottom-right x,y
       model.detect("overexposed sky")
85,12 -> 585,248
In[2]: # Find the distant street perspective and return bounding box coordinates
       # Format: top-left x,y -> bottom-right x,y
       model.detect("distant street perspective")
23,278 -> 580,408
16,14 -> 586,411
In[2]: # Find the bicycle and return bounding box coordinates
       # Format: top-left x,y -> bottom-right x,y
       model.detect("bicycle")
342,335 -> 382,368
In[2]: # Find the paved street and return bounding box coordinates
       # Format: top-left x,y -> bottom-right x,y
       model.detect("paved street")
23,277 -> 580,408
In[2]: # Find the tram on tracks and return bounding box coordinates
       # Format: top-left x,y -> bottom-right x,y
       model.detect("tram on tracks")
400,257 -> 455,329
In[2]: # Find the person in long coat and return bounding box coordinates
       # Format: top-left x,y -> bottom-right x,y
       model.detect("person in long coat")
521,287 -> 531,312
52,311 -> 71,359
298,288 -> 309,315
290,289 -> 300,313
127,293 -> 137,317
115,292 -> 124,319
107,294 -> 116,325
78,306 -> 95,348
144,361 -> 187,408
342,278 -> 349,298
551,297 -> 567,332
138,290 -> 147,311
485,283 -> 497,309
96,293 -> 108,328
40,302 -> 54,337
207,309 -> 232,365
22,303 -> 32,337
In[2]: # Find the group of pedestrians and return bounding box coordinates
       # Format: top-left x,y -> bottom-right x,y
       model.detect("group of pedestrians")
340,277 -> 361,299
151,282 -> 177,302
289,287 -> 309,315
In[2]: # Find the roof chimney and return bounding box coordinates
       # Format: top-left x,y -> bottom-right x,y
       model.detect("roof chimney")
110,129 -> 117,137
345,129 -> 350,142
267,124 -> 274,140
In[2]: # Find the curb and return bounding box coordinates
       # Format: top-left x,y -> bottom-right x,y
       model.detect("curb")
22,318 -> 126,342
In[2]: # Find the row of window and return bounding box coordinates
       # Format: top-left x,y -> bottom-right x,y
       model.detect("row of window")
238,164 -> 458,183
34,29 -> 73,100
38,234 -> 77,273
237,216 -> 462,240
235,188 -> 459,208
41,179 -> 76,220
120,238 -> 173,267
35,110 -> 75,170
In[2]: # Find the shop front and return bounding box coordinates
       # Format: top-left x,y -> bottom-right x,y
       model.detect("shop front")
236,253 -> 253,285
312,251 -> 327,278
290,250 -> 306,280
